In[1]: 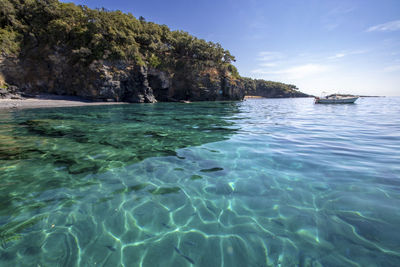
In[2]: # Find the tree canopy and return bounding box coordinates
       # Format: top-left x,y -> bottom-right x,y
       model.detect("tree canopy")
241,77 -> 307,97
0,0 -> 305,97
0,0 -> 236,72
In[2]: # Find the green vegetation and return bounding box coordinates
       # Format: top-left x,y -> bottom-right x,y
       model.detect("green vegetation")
0,0 -> 305,98
241,77 -> 307,97
0,0 -> 236,73
0,27 -> 21,55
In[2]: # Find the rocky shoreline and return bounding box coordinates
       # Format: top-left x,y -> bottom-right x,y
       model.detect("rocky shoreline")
0,0 -> 311,107
0,94 -> 129,110
0,55 -> 245,104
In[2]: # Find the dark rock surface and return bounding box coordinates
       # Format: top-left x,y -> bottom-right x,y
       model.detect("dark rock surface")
0,53 -> 245,103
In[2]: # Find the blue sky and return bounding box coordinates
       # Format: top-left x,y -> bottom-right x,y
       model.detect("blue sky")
63,0 -> 400,96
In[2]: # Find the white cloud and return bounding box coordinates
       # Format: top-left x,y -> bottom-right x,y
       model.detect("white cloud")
252,64 -> 330,79
255,51 -> 284,69
247,49 -> 400,96
324,23 -> 340,31
329,53 -> 346,59
322,6 -> 356,31
383,65 -> 400,72
257,51 -> 284,62
329,6 -> 356,15
367,20 -> 400,32
259,62 -> 278,67
328,50 -> 367,60
275,64 -> 330,79
251,68 -> 268,74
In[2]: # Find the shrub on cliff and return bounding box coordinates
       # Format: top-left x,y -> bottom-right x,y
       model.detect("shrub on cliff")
241,77 -> 308,98
0,0 -> 306,99
0,0 -> 237,77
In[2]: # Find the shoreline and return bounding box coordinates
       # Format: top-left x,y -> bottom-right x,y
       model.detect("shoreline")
0,95 -> 319,110
0,94 -> 129,110
244,95 -> 264,99
4,94 -> 382,110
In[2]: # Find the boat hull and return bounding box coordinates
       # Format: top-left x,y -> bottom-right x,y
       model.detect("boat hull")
315,97 -> 358,104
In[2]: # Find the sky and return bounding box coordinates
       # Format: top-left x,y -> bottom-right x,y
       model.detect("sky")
63,0 -> 400,96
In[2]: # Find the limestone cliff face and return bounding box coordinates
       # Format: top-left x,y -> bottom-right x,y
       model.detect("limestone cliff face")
0,51 -> 245,103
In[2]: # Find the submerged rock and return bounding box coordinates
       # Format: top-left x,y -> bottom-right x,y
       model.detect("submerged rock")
190,175 -> 203,180
148,187 -> 181,195
200,167 -> 224,173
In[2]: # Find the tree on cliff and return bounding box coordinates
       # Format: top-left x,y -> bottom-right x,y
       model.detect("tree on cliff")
242,77 -> 309,98
0,0 -> 305,99
0,0 -> 236,73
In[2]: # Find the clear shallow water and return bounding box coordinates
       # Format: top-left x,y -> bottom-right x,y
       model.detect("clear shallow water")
0,97 -> 399,266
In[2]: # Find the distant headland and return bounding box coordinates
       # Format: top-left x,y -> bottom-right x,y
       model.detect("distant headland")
0,0 -> 309,104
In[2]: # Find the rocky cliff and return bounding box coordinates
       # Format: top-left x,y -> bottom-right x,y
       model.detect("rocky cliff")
0,0 -> 305,102
0,51 -> 306,101
0,0 -> 246,102
0,53 -> 244,103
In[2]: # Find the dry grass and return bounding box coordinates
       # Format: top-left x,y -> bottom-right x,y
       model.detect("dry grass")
200,67 -> 219,77
0,73 -> 5,88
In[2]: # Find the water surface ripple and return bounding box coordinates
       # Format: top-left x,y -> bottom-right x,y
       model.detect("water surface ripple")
0,97 -> 399,266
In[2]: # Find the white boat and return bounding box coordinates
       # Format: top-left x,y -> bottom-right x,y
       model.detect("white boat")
315,95 -> 358,104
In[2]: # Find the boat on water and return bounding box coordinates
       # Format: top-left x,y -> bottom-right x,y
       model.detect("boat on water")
315,94 -> 359,104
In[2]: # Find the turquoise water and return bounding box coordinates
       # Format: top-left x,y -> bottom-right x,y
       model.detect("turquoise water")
0,97 -> 399,266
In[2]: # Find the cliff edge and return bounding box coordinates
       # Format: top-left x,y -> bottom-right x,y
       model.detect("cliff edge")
0,0 -> 245,102
0,0 -> 306,102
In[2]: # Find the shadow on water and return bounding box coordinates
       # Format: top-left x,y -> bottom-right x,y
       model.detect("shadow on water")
0,102 -> 240,236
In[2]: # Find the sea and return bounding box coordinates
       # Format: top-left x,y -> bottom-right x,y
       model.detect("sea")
0,97 -> 399,266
